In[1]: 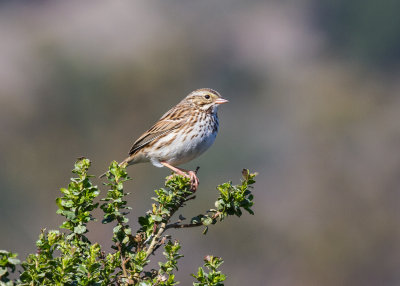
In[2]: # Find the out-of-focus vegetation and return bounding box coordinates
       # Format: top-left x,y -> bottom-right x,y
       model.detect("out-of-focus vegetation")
313,0 -> 400,68
1,1 -> 400,285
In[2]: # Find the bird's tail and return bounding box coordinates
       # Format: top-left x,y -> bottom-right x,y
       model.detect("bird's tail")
99,157 -> 131,178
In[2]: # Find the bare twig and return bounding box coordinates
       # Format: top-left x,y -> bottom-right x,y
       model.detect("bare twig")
165,212 -> 220,230
116,243 -> 128,279
145,222 -> 167,259
185,195 -> 197,202
144,179 -> 202,259
145,198 -> 187,258
165,222 -> 202,230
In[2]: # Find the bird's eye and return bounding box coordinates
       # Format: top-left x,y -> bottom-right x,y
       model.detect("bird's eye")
204,94 -> 210,99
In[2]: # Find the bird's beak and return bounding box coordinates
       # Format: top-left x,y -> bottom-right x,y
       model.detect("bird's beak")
215,98 -> 229,105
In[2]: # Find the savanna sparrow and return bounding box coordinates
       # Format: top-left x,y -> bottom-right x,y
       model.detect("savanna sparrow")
102,88 -> 228,190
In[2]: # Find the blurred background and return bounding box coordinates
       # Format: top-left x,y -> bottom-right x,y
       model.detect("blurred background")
1,0 -> 400,285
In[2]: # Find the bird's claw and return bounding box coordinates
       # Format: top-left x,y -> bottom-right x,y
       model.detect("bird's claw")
188,170 -> 199,192
167,171 -> 199,192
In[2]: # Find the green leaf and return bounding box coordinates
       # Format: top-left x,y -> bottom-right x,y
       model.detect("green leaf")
122,236 -> 129,244
3,162 -> 257,286
151,215 -> 163,222
0,268 -> 7,276
124,227 -> 132,235
113,225 -> 122,234
7,258 -> 20,265
73,225 -> 87,234
201,216 -> 213,226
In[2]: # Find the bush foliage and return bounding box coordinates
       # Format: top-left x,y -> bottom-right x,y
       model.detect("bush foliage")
0,158 -> 256,285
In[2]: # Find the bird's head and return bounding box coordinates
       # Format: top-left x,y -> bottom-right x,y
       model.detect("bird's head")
185,88 -> 228,112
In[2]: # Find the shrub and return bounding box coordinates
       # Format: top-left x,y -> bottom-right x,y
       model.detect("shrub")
1,158 -> 256,286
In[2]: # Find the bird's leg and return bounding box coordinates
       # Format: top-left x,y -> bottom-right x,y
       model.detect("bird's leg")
160,162 -> 199,191
160,162 -> 187,176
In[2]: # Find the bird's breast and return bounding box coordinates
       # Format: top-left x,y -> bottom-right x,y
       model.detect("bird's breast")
150,113 -> 219,166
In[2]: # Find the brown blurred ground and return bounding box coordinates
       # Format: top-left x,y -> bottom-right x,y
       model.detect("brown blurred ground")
1,1 -> 400,285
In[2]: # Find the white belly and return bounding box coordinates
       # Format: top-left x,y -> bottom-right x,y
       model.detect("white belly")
148,116 -> 218,167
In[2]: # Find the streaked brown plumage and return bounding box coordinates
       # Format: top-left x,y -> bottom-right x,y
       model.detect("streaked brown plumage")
102,88 -> 228,190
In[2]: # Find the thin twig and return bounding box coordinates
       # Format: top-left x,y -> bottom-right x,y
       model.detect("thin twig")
165,212 -> 220,230
145,199 -> 185,258
117,243 -> 128,279
144,184 -> 199,259
165,222 -> 203,229
145,222 -> 167,259
185,195 -> 196,202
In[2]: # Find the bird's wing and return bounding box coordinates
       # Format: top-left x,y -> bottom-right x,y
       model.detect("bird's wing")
128,106 -> 189,155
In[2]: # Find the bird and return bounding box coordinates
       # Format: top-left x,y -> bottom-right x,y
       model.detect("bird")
101,88 -> 228,191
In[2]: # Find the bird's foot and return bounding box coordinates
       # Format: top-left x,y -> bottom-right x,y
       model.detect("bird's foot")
188,170 -> 199,192
188,166 -> 200,192
166,170 -> 199,192
161,162 -> 200,192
